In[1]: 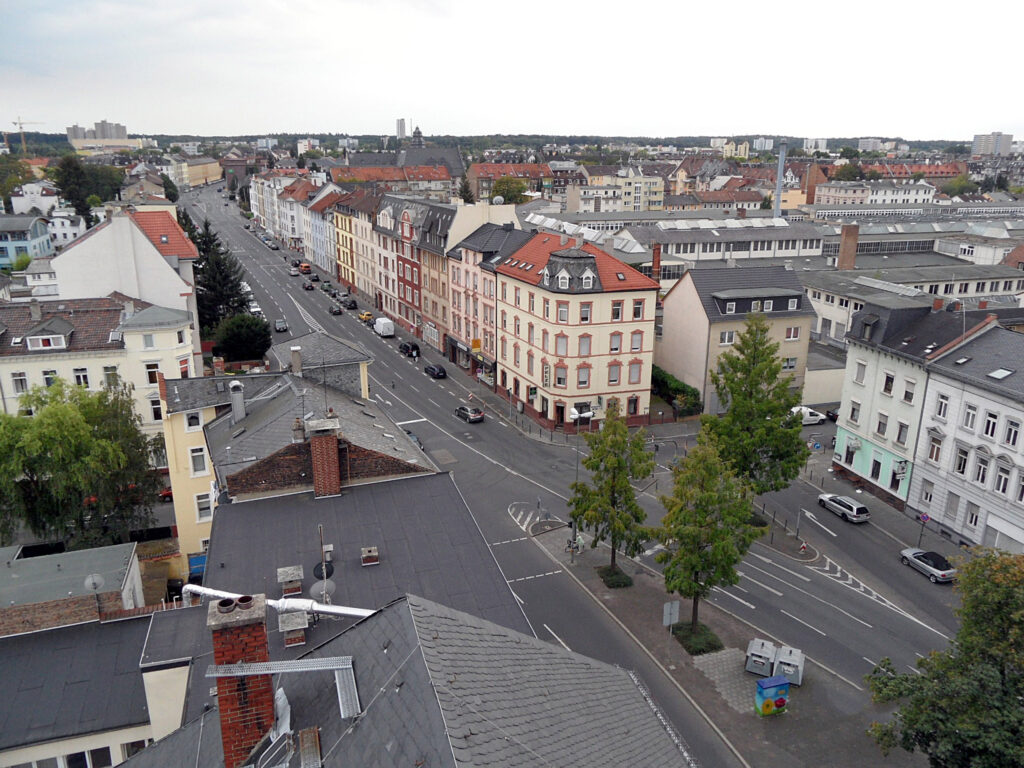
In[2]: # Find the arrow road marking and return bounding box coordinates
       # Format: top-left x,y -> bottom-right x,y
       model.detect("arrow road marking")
802,509 -> 836,537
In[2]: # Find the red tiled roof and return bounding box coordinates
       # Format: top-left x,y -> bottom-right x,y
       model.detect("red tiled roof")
468,163 -> 552,180
860,162 -> 965,179
25,158 -> 50,167
278,179 -> 318,201
404,165 -> 450,181
693,190 -> 763,203
496,233 -> 658,292
129,211 -> 199,260
331,167 -> 406,183
309,191 -> 345,214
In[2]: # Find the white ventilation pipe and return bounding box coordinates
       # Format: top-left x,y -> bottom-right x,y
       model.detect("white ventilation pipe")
182,584 -> 375,619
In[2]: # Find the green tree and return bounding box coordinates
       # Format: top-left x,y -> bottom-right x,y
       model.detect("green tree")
177,209 -> 198,241
760,194 -> 772,210
866,549 -> 1024,767
866,170 -> 882,181
196,248 -> 247,331
296,155 -> 307,169
193,219 -> 224,260
214,314 -> 272,361
0,379 -> 159,548
702,312 -> 808,494
568,398 -> 655,570
941,174 -> 978,197
459,176 -> 475,204
656,427 -> 758,631
0,155 -> 34,210
160,173 -> 179,202
82,165 -> 128,203
12,254 -> 31,271
911,171 -> 926,181
86,193 -> 103,209
946,144 -> 968,156
54,154 -> 91,217
228,175 -> 238,193
839,146 -> 860,159
832,163 -> 863,181
490,176 -> 528,204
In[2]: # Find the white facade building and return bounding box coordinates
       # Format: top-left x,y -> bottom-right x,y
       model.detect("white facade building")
10,181 -> 60,216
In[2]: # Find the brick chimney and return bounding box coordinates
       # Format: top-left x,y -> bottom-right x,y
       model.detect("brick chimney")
978,300 -> 988,309
208,595 -> 275,768
651,242 -> 662,282
933,297 -> 944,311
308,417 -> 342,497
837,223 -> 859,270
736,207 -> 747,219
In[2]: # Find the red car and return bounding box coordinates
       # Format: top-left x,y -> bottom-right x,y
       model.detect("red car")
159,487 -> 173,502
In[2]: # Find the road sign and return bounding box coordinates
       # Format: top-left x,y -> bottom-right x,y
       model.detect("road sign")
920,512 -> 930,523
663,600 -> 680,627
813,442 -> 821,451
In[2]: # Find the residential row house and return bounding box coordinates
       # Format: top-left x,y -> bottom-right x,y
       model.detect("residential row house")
566,166 -> 665,213
249,169 -> 307,238
0,215 -> 54,269
300,184 -> 344,274
465,163 -> 552,201
329,165 -> 454,200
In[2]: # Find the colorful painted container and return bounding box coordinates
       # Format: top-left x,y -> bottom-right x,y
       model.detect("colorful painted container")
755,675 -> 790,717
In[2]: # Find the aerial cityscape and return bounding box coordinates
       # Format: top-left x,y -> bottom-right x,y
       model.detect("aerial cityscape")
1,3 -> 1023,768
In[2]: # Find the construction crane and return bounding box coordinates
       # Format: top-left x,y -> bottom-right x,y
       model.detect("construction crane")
12,116 -> 44,154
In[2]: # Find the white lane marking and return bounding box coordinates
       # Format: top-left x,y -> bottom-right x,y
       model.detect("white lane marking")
738,571 -> 783,597
863,656 -> 877,667
712,587 -> 755,609
395,418 -> 427,426
288,295 -> 326,333
802,509 -> 836,537
409,385 -> 419,392
914,652 -> 924,658
780,609 -> 826,636
643,543 -> 666,557
744,561 -> 873,629
508,570 -> 562,583
427,398 -> 441,408
750,550 -> 811,582
544,623 -> 571,651
492,537 -> 528,546
907,665 -> 922,675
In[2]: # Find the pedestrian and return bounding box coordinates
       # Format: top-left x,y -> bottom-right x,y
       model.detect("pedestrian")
391,380 -> 395,389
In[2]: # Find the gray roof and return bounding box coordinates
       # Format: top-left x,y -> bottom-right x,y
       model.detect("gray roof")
162,372 -> 284,415
118,304 -> 191,331
0,543 -> 137,608
139,604 -> 209,670
268,330 -> 372,371
0,616 -> 150,750
846,304 -> 1002,362
683,265 -> 817,321
449,223 -> 533,263
24,258 -> 55,275
801,263 -> 1024,293
625,220 -> 828,246
929,325 -> 1024,399
0,214 -> 47,233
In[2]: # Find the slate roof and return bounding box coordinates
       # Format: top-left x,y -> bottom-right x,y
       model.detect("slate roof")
928,325 -> 1024,399
800,263 -> 1024,294
0,543 -> 137,609
118,304 -> 190,330
693,190 -> 763,204
268,329 -> 372,370
346,148 -> 466,177
0,616 -> 151,750
0,297 -> 127,358
448,222 -> 533,264
846,302 -> 1003,363
681,265 -> 817,321
24,258 -> 55,276
161,371 -> 285,415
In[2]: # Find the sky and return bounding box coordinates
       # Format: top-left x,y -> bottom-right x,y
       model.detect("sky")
2,0 -> 1022,142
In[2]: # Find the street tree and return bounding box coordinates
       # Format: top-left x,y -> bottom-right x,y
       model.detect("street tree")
760,194 -> 772,210
0,155 -> 34,210
228,175 -> 238,192
702,312 -> 808,494
196,247 -> 247,331
656,427 -> 758,632
458,175 -> 475,204
490,176 -> 528,204
568,398 -> 654,570
214,313 -> 272,361
194,218 -> 225,260
160,173 -> 179,202
177,208 -> 197,241
0,379 -> 160,548
866,549 -> 1024,767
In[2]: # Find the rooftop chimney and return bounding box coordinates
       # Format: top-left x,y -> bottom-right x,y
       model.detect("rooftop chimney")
837,223 -> 859,270
292,417 -> 305,443
559,234 -> 568,246
229,381 -> 245,423
290,346 -> 302,377
978,300 -> 988,309
207,595 -> 275,768
651,242 -> 662,283
737,207 -> 747,219
933,297 -> 944,311
308,417 -> 342,497
29,299 -> 41,322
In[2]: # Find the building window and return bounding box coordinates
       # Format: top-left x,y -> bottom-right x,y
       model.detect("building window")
514,286 -> 521,306
854,361 -> 866,384
785,326 -> 800,340
150,398 -> 162,421
146,362 -> 160,385
177,330 -> 185,344
190,447 -> 207,475
921,480 -> 933,505
579,335 -> 591,356
963,404 -> 977,430
1004,419 -> 1020,447
582,274 -> 593,289
513,345 -> 520,366
556,335 -> 568,356
849,400 -> 860,423
200,538 -> 211,552
501,337 -> 507,359
896,421 -> 909,446
71,367 -> 90,387
882,373 -> 894,395
527,353 -> 534,375
983,411 -> 998,439
143,333 -> 155,349
928,436 -> 942,462
557,302 -> 569,323
903,380 -> 915,403
179,358 -> 190,379
558,274 -> 569,290
788,298 -> 798,310
629,362 -> 642,384
186,411 -> 202,431
196,493 -> 213,521
954,447 -> 969,475
43,369 -> 57,387
610,332 -> 621,353
966,502 -> 980,528
763,300 -> 773,312
611,301 -> 623,321
995,466 -> 1010,495
578,367 -> 590,387
608,363 -> 621,385
751,300 -> 761,312
11,371 -> 27,393
974,456 -> 989,484
782,357 -> 797,370
542,330 -> 549,352
725,302 -> 736,314
876,412 -> 888,436
555,366 -> 567,387
719,330 -> 735,345
580,303 -> 592,324
936,393 -> 949,419
631,331 -> 642,352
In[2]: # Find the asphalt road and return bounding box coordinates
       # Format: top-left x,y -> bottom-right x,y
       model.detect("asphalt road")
184,186 -> 960,764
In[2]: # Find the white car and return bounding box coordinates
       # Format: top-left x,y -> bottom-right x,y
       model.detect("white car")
791,406 -> 826,425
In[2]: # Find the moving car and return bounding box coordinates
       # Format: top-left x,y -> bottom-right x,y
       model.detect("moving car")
298,263 -> 312,274
329,305 -> 343,315
341,297 -> 358,310
817,493 -> 870,523
302,282 -> 315,291
358,310 -> 374,323
291,259 -> 302,267
373,317 -> 395,337
900,548 -> 957,583
398,341 -> 420,357
424,363 -> 446,379
289,267 -> 300,276
455,405 -> 484,423
309,273 -> 320,282
274,319 -> 288,332
791,405 -> 826,425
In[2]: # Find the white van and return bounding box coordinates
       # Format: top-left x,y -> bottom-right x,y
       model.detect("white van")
373,317 -> 395,337
791,406 -> 826,425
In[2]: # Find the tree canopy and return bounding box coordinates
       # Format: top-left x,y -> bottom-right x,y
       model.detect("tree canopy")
458,175 -> 475,204
831,162 -> 863,181
941,174 -> 978,197
0,379 -> 160,548
702,312 -> 808,494
568,398 -> 654,569
0,155 -> 34,211
214,313 -> 272,361
867,550 -> 1024,767
160,172 -> 179,202
656,427 -> 757,631
54,155 -> 91,217
490,176 -> 528,204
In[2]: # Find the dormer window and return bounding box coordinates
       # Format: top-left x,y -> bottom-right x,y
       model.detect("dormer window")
27,335 -> 67,350
558,273 -> 570,290
541,268 -> 550,286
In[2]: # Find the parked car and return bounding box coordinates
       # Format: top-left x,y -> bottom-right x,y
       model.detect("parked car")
791,405 -> 826,425
274,319 -> 288,332
817,493 -> 870,523
425,364 -> 447,379
269,243 -> 280,250
398,341 -> 420,357
158,487 -> 173,502
825,408 -> 840,422
244,223 -> 251,230
404,429 -> 423,450
455,405 -> 484,423
341,298 -> 358,310
303,282 -> 315,291
329,305 -> 343,315
240,281 -> 252,295
900,548 -> 957,583
358,310 -> 374,323
328,289 -> 339,299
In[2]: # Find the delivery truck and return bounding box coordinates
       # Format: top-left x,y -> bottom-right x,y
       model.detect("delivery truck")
373,317 -> 395,337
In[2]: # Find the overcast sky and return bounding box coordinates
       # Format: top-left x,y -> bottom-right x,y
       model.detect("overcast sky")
2,0 -> 1021,142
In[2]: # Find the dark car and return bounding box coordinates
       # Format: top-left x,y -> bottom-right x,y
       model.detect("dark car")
404,429 -> 423,450
291,259 -> 302,267
825,408 -> 840,422
269,243 -> 280,250
398,341 -> 420,357
424,364 -> 446,379
329,305 -> 343,315
341,297 -> 358,310
243,223 -> 251,230
274,319 -> 288,332
328,289 -> 339,299
455,405 -> 484,423
302,282 -> 315,291
309,273 -> 320,282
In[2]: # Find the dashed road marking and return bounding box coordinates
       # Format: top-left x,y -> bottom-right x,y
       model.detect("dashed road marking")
492,537 -> 528,546
508,570 -> 563,583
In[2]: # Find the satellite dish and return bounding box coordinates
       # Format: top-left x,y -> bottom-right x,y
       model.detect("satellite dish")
84,573 -> 105,592
309,579 -> 336,602
492,195 -> 505,205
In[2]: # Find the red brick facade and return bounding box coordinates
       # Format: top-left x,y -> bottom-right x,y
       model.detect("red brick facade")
0,591 -> 123,636
310,431 -> 342,497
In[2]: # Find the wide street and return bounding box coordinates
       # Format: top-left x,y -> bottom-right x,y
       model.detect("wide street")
186,186 -> 961,765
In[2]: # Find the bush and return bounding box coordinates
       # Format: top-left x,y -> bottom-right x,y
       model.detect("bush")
597,564 -> 633,588
671,621 -> 724,655
651,365 -> 702,416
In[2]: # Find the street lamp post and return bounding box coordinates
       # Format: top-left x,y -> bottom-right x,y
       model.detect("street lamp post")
569,406 -> 594,564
